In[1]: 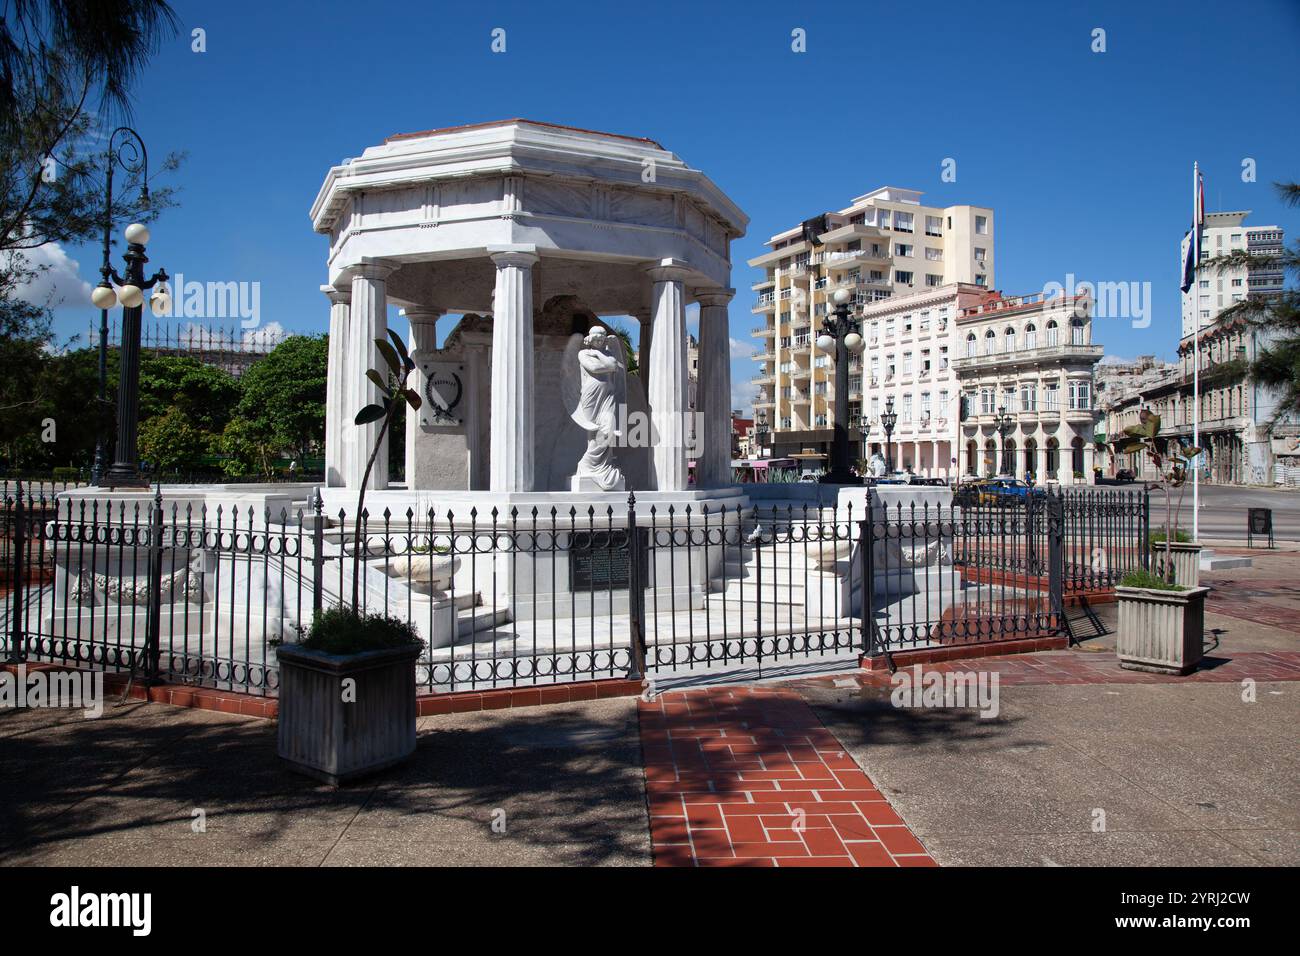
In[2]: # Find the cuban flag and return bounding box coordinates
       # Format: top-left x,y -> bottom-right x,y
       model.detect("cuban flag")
1181,165 -> 1204,293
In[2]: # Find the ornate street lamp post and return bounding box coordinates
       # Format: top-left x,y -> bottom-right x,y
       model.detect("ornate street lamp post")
90,127 -> 170,486
89,131 -> 170,487
994,405 -> 1014,476
817,287 -> 866,484
881,395 -> 898,474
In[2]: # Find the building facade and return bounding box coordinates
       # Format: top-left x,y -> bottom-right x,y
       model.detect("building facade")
953,291 -> 1102,484
1173,211 -> 1294,484
855,283 -> 990,477
749,187 -> 994,467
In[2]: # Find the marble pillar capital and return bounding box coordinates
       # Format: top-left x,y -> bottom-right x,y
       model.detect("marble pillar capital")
695,288 -> 735,309
401,306 -> 445,326
488,245 -> 539,269
643,258 -> 692,284
342,260 -> 399,283
321,284 -> 351,306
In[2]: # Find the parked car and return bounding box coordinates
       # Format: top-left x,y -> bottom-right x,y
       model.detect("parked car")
1115,469 -> 1136,482
955,477 -> 1046,507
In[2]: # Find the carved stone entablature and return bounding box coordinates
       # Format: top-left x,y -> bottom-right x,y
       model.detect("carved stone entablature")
311,119 -> 748,309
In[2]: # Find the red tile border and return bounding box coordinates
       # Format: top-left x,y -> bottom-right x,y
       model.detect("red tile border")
414,677 -> 644,716
0,662 -> 644,721
860,635 -> 1069,671
638,685 -> 936,868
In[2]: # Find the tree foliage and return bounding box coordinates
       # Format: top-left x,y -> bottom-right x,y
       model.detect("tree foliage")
2,2 -> 182,303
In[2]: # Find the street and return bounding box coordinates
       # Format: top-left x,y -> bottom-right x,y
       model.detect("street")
1131,482 -> 1300,542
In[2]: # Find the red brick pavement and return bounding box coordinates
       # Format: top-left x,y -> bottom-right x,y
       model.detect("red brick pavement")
802,650 -> 1300,691
638,686 -> 936,868
1202,576 -> 1300,635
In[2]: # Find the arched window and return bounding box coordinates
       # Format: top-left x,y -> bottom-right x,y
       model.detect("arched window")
984,329 -> 996,355
1070,318 -> 1085,345
1004,327 -> 1016,352
966,332 -> 977,358
1025,323 -> 1037,349
1046,320 -> 1059,347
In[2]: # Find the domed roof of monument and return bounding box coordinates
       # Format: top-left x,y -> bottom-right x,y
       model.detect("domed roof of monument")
311,118 -> 747,238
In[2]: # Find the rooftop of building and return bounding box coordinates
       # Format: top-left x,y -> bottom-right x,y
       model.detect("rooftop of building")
383,118 -> 664,149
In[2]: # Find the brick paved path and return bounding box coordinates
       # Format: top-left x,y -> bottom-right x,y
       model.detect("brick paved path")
1203,577 -> 1300,635
808,650 -> 1300,690
638,686 -> 936,867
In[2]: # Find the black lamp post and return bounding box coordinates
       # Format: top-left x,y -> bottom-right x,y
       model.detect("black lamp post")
994,405 -> 1014,476
90,128 -> 169,487
817,287 -> 865,484
881,395 -> 898,474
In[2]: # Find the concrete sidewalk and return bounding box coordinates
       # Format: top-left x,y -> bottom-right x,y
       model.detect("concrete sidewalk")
0,697 -> 651,866
2,548 -> 1295,868
790,552 -> 1300,867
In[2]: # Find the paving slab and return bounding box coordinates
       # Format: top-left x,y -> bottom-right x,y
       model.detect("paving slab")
800,676 -> 1299,866
0,696 -> 650,867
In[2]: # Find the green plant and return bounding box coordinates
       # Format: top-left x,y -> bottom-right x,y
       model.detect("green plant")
301,607 -> 424,655
1118,569 -> 1188,593
1149,528 -> 1192,546
1112,410 -> 1201,585
351,330 -> 421,610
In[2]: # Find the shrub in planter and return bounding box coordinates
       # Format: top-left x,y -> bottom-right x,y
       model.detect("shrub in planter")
276,330 -> 429,785
1115,571 -> 1207,675
1146,530 -> 1200,586
277,609 -> 425,786
1110,413 -> 1206,674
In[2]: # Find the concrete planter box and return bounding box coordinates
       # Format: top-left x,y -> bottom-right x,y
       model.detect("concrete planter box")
276,643 -> 422,786
1152,542 -> 1202,588
1115,584 -> 1208,676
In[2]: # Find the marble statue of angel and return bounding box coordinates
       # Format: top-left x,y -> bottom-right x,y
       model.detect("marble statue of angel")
561,326 -> 627,491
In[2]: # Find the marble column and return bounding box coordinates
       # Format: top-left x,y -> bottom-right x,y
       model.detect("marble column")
635,308 -> 653,405
347,262 -> 396,491
322,285 -> 351,488
645,261 -> 691,491
488,248 -> 539,493
696,288 -> 735,488
1082,430 -> 1096,482
403,307 -> 443,490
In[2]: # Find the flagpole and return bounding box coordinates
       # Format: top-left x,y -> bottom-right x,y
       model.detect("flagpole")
1192,161 -> 1200,542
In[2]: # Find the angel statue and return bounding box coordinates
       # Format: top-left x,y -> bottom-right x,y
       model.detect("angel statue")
561,325 -> 627,491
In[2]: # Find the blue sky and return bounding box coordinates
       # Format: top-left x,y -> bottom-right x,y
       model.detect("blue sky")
40,0 -> 1300,412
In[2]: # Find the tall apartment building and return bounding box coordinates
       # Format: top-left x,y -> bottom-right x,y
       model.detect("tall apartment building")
1175,212 -> 1293,483
749,187 -> 993,466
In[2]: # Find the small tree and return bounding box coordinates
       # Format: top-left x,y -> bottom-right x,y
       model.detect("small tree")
349,331 -> 420,610
1112,410 -> 1201,584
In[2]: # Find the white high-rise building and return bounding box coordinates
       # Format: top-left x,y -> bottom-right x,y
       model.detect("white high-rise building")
1180,212 -> 1283,337
1174,211 -> 1292,483
748,187 -> 993,465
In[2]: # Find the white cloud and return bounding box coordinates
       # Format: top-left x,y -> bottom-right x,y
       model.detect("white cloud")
10,242 -> 93,309
731,377 -> 758,415
729,337 -> 759,360
1097,354 -> 1133,365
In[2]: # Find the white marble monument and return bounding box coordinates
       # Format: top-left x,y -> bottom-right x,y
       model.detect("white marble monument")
309,118 -> 749,510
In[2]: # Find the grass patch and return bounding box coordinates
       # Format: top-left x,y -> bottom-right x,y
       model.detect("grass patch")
1119,569 -> 1188,592
300,607 -> 425,655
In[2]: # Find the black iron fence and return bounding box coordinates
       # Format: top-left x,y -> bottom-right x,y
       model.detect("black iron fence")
2,483 -> 1149,696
